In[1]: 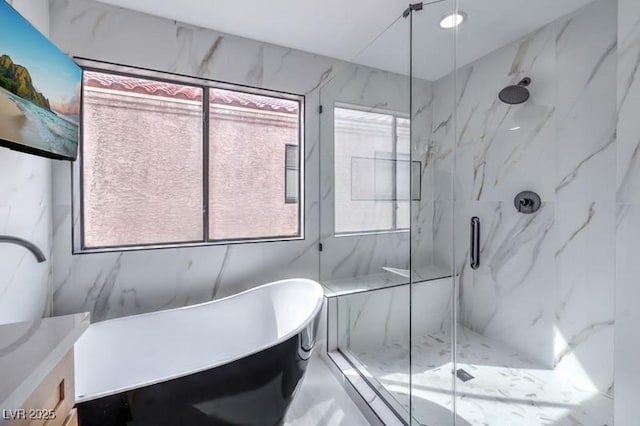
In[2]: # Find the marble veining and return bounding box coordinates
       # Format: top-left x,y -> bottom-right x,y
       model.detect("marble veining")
335,278 -> 453,356
322,2 -> 617,420
318,61 -> 435,284
554,200 -> 614,391
50,0 -> 340,321
354,326 -> 612,426
427,0 -> 617,393
458,201 -> 556,367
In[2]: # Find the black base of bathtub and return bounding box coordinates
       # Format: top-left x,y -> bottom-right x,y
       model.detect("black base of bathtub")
77,334 -> 311,426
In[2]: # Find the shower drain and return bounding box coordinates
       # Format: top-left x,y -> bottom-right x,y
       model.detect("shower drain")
456,368 -> 475,382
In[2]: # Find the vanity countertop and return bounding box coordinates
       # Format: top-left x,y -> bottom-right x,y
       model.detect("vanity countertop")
0,312 -> 90,412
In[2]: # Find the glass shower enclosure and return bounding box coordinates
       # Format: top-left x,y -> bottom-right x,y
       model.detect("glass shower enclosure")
320,0 -> 615,424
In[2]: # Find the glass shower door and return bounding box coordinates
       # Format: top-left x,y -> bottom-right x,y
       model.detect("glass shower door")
408,1 -> 457,425
318,11 -> 416,422
320,0 -> 616,423
450,0 -> 616,424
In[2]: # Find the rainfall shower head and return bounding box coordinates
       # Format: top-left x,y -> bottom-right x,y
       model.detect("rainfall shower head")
498,77 -> 531,105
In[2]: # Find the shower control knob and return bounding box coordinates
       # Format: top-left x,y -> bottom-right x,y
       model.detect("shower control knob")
499,76 -> 532,105
514,191 -> 541,214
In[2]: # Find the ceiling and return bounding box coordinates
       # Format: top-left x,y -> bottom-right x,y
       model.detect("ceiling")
94,0 -> 409,64
355,0 -> 599,80
96,0 -> 599,81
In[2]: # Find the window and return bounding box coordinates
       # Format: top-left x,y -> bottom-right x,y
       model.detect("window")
78,68 -> 303,251
334,106 -> 420,235
207,87 -> 302,241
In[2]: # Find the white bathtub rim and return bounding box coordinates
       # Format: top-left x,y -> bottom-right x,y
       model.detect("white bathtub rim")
75,278 -> 324,403
84,278 -> 323,329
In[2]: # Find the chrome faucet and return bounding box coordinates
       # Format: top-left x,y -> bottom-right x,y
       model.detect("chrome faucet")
0,235 -> 46,263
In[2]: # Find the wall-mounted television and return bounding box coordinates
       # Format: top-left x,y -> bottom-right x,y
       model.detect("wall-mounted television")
0,1 -> 81,161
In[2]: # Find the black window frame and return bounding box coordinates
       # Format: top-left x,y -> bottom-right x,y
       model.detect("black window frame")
71,59 -> 305,254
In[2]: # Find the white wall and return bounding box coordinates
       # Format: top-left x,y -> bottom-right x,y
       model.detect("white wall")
49,0 -> 346,321
0,0 -> 53,325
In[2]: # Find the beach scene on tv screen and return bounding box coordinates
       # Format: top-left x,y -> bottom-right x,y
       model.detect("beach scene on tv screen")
0,2 -> 81,159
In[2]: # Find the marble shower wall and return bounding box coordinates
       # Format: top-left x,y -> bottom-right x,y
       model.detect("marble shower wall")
411,77 -> 439,271
317,52 -> 454,362
318,64 -> 436,282
615,0 -> 640,422
49,0 -> 347,321
337,277 -> 451,353
316,33 -> 440,282
0,0 -> 53,325
430,0 -> 616,392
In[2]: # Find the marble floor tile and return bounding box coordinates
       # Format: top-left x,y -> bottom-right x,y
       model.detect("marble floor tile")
285,355 -> 370,426
355,326 -> 612,426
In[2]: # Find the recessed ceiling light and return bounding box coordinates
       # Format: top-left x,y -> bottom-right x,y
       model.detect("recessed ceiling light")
439,12 -> 466,29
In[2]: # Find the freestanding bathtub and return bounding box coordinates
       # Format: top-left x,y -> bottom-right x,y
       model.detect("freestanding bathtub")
74,278 -> 324,426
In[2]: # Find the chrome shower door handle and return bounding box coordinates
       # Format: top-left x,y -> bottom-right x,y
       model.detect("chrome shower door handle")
470,217 -> 480,270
